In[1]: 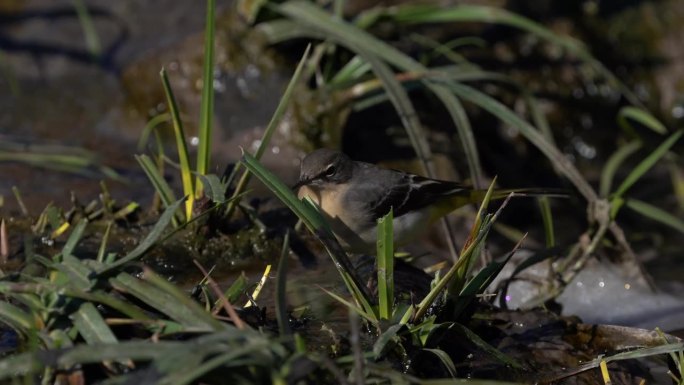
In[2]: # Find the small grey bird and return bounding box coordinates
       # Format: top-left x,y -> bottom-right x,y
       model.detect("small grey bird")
293,149 -> 534,254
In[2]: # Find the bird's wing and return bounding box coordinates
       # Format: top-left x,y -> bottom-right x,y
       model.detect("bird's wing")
365,171 -> 470,220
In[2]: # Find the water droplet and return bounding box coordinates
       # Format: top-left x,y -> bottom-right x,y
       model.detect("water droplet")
190,136 -> 199,146
598,281 -> 605,288
251,139 -> 262,152
672,105 -> 684,119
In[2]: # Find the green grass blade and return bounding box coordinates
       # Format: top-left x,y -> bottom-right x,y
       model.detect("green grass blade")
221,273 -> 248,304
72,0 -> 101,57
330,55 -> 372,85
448,178 -> 498,296
196,0 -> 216,196
62,219 -> 88,257
71,302 -> 118,344
0,301 -> 35,333
411,181 -> 505,323
275,231 -> 292,336
225,44 -> 311,218
58,341 -> 183,367
98,198 -> 185,274
445,82 -> 598,201
59,255 -> 96,289
612,130 -> 683,199
95,221 -> 114,263
110,272 -> 222,331
373,324 -> 403,358
142,268 -> 225,330
319,286 -> 377,324
599,140 -> 642,198
240,152 -> 326,232
197,174 -> 227,204
450,323 -> 524,370
451,236 -> 523,317
0,352 -> 39,379
357,50 -> 436,177
59,288 -> 152,321
136,154 -> 179,213
377,210 -> 394,320
137,113 -> 170,151
240,152 -> 375,317
537,197 -> 555,248
388,4 -> 639,106
160,67 -> 195,220
617,106 -> 668,135
422,348 -> 457,377
624,198 -> 684,234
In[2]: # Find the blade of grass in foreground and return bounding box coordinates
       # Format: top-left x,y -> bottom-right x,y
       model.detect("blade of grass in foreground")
240,152 -> 375,318
110,272 -> 222,331
135,154 -> 181,226
160,67 -> 194,221
71,302 -> 118,345
97,198 -> 185,274
377,209 -> 394,320
407,180 -> 498,323
225,44 -> 311,218
275,231 -> 292,336
196,0 -> 216,196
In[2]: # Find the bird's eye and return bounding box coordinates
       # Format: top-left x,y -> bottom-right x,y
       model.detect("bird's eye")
325,164 -> 336,177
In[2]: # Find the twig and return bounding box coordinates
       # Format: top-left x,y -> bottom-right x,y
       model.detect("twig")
192,259 -> 247,330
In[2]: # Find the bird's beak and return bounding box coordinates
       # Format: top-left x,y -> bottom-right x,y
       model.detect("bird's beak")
291,178 -> 310,190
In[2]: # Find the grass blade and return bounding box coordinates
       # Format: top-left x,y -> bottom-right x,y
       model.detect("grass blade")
110,272 -> 222,331
96,221 -> 112,263
599,140 -> 642,198
624,198 -> 684,234
72,0 -> 101,57
387,4 -> 638,106
71,302 -> 118,344
197,174 -> 227,204
377,209 -> 394,320
275,231 -> 292,336
98,197 -> 185,274
319,286 -> 377,323
537,197 -> 555,248
62,219 -> 88,257
445,82 -> 598,201
225,44 -> 311,218
196,0 -> 216,195
617,106 -> 667,135
422,348 -> 457,377
612,130 -> 683,199
240,152 -> 374,316
0,301 -> 35,333
136,154 -> 179,212
160,67 -> 194,221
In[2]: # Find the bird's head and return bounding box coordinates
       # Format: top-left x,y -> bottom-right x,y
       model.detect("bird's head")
293,149 -> 354,190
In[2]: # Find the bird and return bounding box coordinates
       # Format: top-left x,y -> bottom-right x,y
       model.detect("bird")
293,148 -> 560,254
